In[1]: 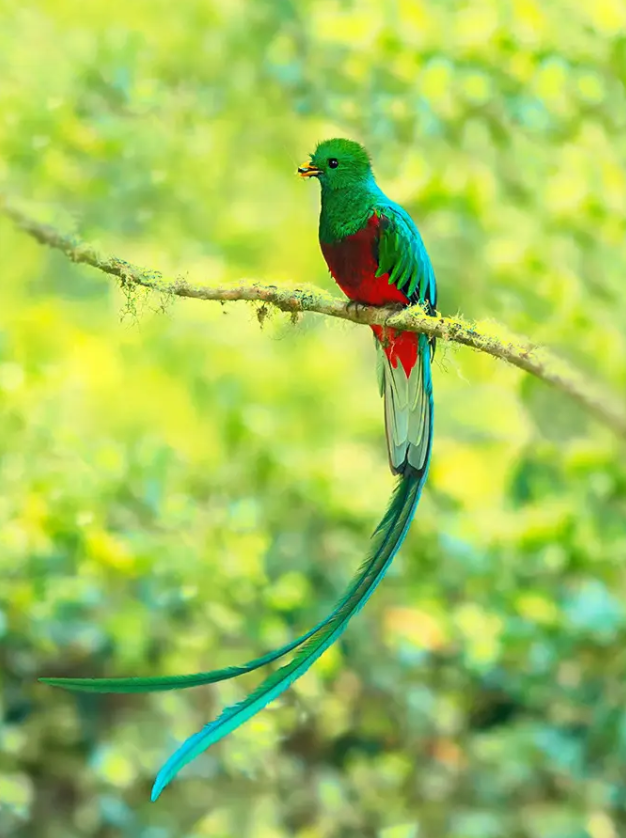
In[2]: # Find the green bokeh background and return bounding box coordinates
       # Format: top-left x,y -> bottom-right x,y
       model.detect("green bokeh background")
1,2 -> 626,836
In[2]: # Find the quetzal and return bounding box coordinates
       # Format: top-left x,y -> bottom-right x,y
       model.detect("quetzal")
41,139 -> 437,800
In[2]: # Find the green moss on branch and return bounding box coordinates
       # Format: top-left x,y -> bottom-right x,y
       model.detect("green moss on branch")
2,195 -> 625,440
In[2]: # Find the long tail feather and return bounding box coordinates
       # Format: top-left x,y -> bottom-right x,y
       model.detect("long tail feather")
38,632 -> 322,693
39,533 -> 396,694
40,343 -> 433,699
38,609 -> 345,694
152,464 -> 428,800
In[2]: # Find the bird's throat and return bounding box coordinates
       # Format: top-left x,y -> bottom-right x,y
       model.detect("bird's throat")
318,183 -> 380,244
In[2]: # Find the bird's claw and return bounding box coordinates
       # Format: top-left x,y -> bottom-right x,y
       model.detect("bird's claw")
345,300 -> 369,318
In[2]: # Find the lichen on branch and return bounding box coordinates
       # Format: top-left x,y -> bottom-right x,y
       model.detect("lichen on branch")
2,195 -> 625,441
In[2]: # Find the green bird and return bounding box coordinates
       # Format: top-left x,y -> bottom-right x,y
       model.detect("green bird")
41,139 -> 437,800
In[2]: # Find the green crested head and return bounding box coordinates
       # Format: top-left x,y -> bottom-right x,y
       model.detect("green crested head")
298,138 -> 375,191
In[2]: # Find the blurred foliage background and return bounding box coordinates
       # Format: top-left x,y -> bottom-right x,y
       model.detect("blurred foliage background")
1,1 -> 626,836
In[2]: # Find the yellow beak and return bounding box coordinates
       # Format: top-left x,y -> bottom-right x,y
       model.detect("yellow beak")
297,161 -> 321,178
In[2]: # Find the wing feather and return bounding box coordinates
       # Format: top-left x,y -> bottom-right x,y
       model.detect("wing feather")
374,205 -> 436,476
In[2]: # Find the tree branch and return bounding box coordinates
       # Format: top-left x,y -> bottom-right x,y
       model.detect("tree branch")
2,195 -> 625,440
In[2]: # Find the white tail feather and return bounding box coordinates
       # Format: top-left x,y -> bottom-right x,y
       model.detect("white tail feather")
377,337 -> 432,474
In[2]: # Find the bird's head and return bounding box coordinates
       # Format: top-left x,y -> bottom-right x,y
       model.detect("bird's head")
298,138 -> 373,190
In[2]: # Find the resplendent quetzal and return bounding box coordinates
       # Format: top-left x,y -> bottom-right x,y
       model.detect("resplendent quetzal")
41,139 -> 437,799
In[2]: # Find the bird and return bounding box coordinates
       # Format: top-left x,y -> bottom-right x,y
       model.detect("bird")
40,139 -> 437,799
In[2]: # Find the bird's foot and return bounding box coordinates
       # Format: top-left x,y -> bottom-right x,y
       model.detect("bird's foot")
345,300 -> 369,318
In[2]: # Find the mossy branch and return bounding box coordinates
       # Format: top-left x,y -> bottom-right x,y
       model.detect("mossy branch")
2,196 -> 625,440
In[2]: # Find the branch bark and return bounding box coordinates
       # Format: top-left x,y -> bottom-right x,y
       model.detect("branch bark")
2,195 -> 625,440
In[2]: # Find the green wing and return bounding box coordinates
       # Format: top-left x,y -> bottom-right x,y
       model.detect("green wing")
373,204 -> 436,475
375,203 -> 437,310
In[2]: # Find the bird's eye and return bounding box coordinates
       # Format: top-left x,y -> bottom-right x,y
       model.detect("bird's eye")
328,158 -> 339,168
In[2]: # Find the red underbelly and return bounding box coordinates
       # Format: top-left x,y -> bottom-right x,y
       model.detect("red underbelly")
370,325 -> 418,377
321,248 -> 416,376
332,272 -> 417,377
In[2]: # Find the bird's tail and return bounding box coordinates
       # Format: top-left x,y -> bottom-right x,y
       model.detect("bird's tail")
150,465 -> 427,799
38,606 -> 359,693
39,541 -> 407,695
41,341 -> 433,698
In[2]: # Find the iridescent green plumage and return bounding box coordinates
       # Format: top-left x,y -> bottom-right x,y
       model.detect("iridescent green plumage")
38,573 -> 385,693
147,140 -> 436,799
151,473 -> 427,800
40,139 -> 437,801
